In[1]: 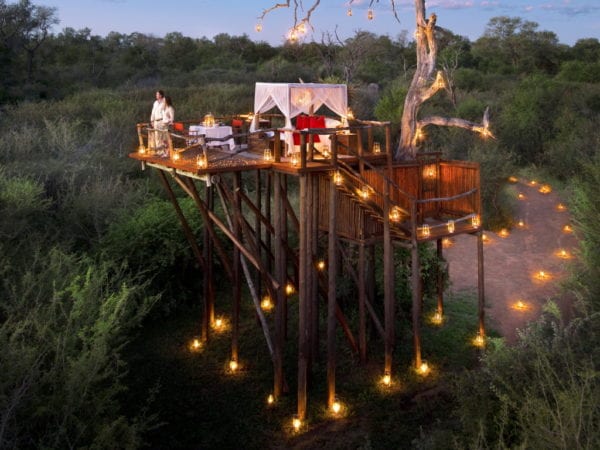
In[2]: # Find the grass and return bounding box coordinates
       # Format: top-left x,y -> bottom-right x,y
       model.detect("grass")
122,289 -> 491,449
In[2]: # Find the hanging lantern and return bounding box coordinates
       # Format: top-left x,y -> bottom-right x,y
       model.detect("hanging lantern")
333,171 -> 343,186
255,22 -> 263,32
420,224 -> 431,238
346,7 -> 352,16
367,9 -> 374,20
389,206 -> 403,222
229,360 -> 238,372
290,152 -> 299,166
447,220 -> 455,233
372,141 -> 381,153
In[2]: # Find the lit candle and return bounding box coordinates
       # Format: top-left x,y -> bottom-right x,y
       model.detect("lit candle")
418,361 -> 429,375
381,373 -> 391,386
261,296 -> 273,311
331,401 -> 341,414
285,283 -> 295,296
471,215 -> 481,228
229,360 -> 238,372
317,260 -> 326,271
556,203 -> 566,212
373,141 -> 381,153
473,334 -> 485,347
447,220 -> 455,233
420,224 -> 431,238
389,206 -> 402,222
292,416 -> 302,431
432,311 -> 443,325
333,171 -> 343,186
267,394 -> 274,405
263,148 -> 273,161
498,228 -> 509,238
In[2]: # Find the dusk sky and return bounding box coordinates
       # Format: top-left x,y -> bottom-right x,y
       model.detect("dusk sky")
46,0 -> 599,46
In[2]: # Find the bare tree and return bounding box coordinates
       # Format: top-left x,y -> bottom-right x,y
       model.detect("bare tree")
258,0 -> 493,160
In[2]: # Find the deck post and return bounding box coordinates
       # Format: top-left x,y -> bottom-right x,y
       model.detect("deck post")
232,173 -> 242,366
297,170 -> 309,420
477,231 -> 485,337
436,238 -> 444,318
358,241 -> 367,363
383,154 -> 395,377
327,135 -> 339,408
203,184 -> 215,341
273,172 -> 285,398
411,236 -> 422,369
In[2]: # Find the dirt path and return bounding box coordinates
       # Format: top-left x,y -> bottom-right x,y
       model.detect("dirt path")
444,178 -> 578,343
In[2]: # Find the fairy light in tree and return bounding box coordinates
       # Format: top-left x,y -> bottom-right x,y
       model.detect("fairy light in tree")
288,29 -> 298,43
367,9 -> 374,20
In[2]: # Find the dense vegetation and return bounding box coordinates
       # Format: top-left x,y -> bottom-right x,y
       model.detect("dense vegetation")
1,1 -> 599,448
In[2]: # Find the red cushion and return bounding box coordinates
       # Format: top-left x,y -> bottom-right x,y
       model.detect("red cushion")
232,119 -> 243,128
173,122 -> 184,132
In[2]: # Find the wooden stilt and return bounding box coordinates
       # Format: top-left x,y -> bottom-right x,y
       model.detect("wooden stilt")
327,156 -> 338,408
477,231 -> 485,336
436,238 -> 444,318
297,171 -> 309,420
411,238 -> 422,369
273,172 -> 285,398
358,241 -> 367,363
232,173 -> 242,365
203,184 -> 214,341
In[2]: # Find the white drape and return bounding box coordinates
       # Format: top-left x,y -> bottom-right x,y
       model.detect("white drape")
251,82 -> 348,153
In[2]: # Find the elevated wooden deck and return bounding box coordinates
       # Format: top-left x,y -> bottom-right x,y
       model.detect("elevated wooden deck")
129,120 -> 485,423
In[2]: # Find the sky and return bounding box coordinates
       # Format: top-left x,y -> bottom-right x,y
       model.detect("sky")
45,0 -> 599,46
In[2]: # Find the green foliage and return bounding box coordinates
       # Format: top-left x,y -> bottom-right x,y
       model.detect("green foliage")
0,248 -> 158,449
569,155 -> 600,313
374,79 -> 407,122
450,308 -> 600,449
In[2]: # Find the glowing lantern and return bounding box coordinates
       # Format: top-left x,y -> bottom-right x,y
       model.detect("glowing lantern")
518,193 -> 525,200
346,8 -> 352,16
288,29 -> 298,43
529,180 -> 538,186
517,219 -> 525,228
321,145 -> 330,158
213,318 -> 224,331
420,224 -> 431,238
442,238 -> 453,248
316,260 -> 326,271
367,9 -> 374,20
255,22 -> 263,32
290,152 -> 299,166
196,154 -> 207,168
381,373 -> 391,386
229,360 -> 238,372
471,215 -> 481,228
538,184 -> 552,194
292,416 -> 302,432
556,249 -> 571,259
138,145 -> 146,154
333,171 -> 343,186
191,338 -> 202,351
482,233 -> 490,243
172,151 -> 180,162
203,113 -> 215,127
285,283 -> 295,296
415,128 -> 425,142
514,300 -> 527,311
447,220 -> 455,233
373,141 -> 381,153
434,71 -> 445,89
331,401 -> 341,414
431,311 -> 443,325
360,185 -> 370,200
267,394 -> 274,405
418,361 -> 430,376
389,206 -> 403,222
508,176 -> 518,183
473,333 -> 485,348
556,203 -> 566,212
535,270 -> 549,281
263,148 -> 273,161
563,225 -> 573,233
498,228 -> 510,238
423,164 -> 436,180
261,296 -> 273,311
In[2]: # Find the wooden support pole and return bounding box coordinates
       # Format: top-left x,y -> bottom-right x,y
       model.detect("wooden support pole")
232,173 -> 242,366
477,231 -> 485,337
383,136 -> 395,377
358,242 -> 367,363
273,172 -> 285,398
203,184 -> 215,341
411,238 -> 422,370
309,175 -> 319,364
327,160 -> 338,409
436,238 -> 444,317
254,170 -> 262,297
297,173 -> 309,420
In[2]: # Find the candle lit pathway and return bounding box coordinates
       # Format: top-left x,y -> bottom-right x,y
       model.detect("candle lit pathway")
445,178 -> 578,343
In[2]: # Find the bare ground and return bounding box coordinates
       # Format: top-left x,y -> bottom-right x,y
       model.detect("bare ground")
444,178 -> 578,343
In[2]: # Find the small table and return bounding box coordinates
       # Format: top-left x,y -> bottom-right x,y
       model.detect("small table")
189,125 -> 235,150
